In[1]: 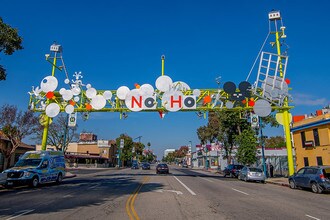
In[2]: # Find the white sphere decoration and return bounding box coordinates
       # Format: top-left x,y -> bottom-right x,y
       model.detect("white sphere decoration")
103,90 -> 113,100
117,86 -> 130,100
91,95 -> 106,110
193,89 -> 201,97
40,76 -> 58,92
155,75 -> 173,92
86,88 -> 97,99
86,84 -> 92,89
64,79 -> 70,84
162,91 -> 183,112
45,103 -> 60,118
74,96 -> 80,102
65,105 -> 74,114
62,90 -> 73,101
59,88 -> 66,95
140,84 -> 154,96
71,87 -> 81,96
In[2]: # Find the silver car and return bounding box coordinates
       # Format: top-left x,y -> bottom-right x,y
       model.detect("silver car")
238,166 -> 266,183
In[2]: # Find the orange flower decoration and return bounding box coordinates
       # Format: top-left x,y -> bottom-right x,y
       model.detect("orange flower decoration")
85,103 -> 92,110
203,95 -> 211,105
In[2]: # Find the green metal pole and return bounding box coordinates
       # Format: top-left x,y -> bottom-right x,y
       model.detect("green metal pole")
41,51 -> 58,150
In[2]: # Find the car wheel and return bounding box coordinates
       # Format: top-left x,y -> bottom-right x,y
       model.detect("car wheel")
244,176 -> 248,182
56,173 -> 63,184
311,182 -> 322,193
289,180 -> 296,189
30,176 -> 39,188
261,180 -> 265,184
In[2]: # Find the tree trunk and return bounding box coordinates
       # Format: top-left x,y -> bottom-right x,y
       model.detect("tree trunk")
3,156 -> 11,170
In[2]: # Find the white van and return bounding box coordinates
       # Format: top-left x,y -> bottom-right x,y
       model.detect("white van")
2,150 -> 66,188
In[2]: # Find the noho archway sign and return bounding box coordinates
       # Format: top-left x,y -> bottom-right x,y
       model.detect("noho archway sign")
28,10 -> 295,175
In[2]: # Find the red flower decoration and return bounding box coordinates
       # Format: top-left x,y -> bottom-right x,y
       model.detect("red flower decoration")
46,91 -> 54,99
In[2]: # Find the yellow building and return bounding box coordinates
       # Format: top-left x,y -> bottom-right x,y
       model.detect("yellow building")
291,111 -> 330,170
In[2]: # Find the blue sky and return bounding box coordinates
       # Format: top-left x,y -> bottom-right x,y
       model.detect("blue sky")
1,1 -> 329,159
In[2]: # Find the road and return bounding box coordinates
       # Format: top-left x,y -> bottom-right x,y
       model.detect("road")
0,164 -> 329,220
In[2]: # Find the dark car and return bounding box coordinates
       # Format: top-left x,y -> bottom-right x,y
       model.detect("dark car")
182,163 -> 188,168
223,164 -> 244,178
131,163 -> 139,169
156,163 -> 169,174
288,166 -> 330,193
141,163 -> 150,170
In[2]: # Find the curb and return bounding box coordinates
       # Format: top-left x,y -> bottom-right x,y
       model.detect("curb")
64,172 -> 77,179
265,180 -> 289,187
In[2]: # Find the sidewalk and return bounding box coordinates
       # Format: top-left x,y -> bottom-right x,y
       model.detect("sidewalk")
191,167 -> 289,187
265,177 -> 289,187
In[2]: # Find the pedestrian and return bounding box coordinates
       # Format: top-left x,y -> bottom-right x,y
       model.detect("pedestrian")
270,163 -> 274,178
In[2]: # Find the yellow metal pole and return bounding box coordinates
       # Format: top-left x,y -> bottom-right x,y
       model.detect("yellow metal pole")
275,29 -> 295,176
41,52 -> 58,150
161,55 -> 165,76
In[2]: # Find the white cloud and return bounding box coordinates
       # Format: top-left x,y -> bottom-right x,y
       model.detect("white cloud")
292,93 -> 329,106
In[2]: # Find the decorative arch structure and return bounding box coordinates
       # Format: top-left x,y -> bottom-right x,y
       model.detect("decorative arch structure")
28,10 -> 295,175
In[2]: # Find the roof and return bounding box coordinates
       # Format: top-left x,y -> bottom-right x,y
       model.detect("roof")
65,154 -> 107,160
0,130 -> 35,150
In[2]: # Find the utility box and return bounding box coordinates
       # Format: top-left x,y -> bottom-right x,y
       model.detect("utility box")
268,11 -> 281,20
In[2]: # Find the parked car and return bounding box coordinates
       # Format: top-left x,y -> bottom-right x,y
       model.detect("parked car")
223,164 -> 244,178
156,163 -> 169,174
141,163 -> 150,170
2,150 -> 66,188
238,166 -> 266,183
131,163 -> 139,169
0,172 -> 7,185
288,166 -> 330,193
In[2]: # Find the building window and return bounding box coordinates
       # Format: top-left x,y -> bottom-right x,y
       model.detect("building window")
301,131 -> 306,148
313,129 -> 320,146
304,157 -> 309,166
316,157 -> 323,166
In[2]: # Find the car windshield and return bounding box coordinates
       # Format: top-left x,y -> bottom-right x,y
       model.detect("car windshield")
249,168 -> 262,172
158,164 -> 168,168
14,159 -> 42,167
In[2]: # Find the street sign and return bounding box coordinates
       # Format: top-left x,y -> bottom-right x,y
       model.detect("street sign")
251,114 -> 259,128
120,139 -> 124,148
68,112 -> 77,127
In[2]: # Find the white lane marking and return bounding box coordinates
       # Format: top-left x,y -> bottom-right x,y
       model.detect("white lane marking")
231,188 -> 249,195
63,194 -> 73,198
155,189 -> 183,195
305,214 -> 320,220
88,184 -> 100,189
173,176 -> 196,196
6,209 -> 34,220
200,177 -> 214,183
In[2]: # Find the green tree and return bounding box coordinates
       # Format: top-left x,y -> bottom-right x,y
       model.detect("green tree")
235,129 -> 258,165
265,136 -> 285,148
116,134 -> 133,166
0,17 -> 23,81
0,104 -> 38,169
216,111 -> 250,165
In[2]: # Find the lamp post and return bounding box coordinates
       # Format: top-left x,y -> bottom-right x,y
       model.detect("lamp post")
259,118 -> 267,177
188,141 -> 192,168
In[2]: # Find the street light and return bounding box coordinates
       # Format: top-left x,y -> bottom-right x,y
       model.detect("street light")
188,141 -> 192,168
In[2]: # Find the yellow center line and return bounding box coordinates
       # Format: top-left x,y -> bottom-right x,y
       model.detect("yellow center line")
126,176 -> 150,220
